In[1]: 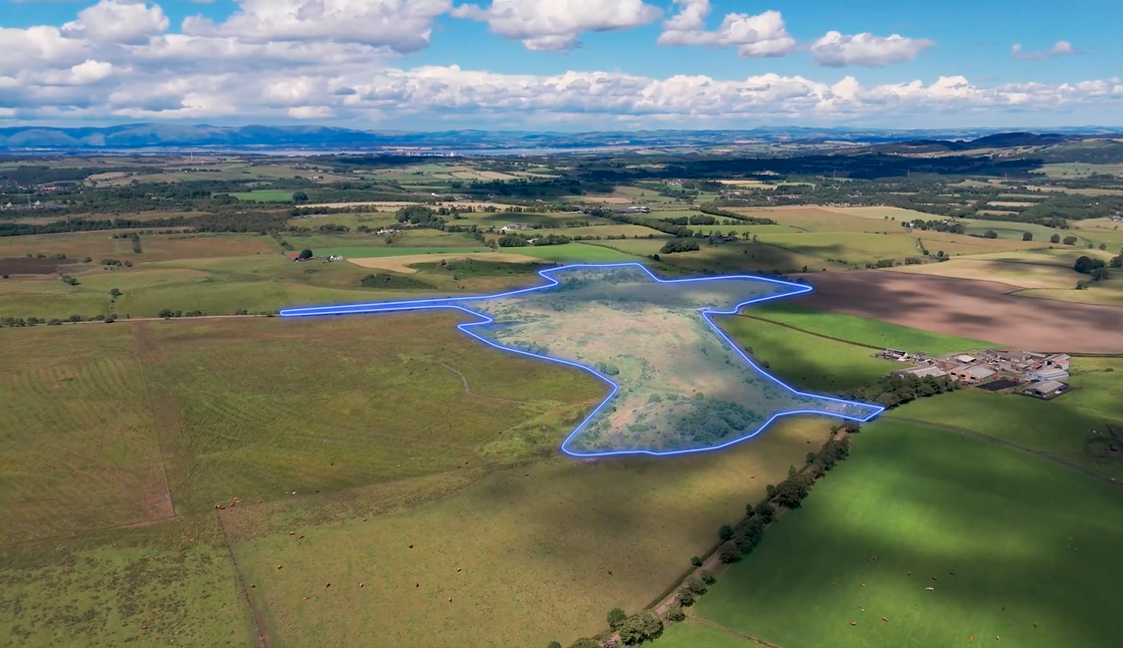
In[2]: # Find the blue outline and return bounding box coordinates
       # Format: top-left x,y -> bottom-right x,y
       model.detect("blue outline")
280,263 -> 885,457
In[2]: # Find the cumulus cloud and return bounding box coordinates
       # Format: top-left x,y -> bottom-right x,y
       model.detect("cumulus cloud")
657,1 -> 797,58
451,0 -> 661,52
61,0 -> 169,45
811,31 -> 935,68
0,2 -> 1117,126
1012,41 -> 1079,60
182,0 -> 452,53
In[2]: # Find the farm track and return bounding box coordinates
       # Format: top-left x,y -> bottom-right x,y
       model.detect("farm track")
215,512 -> 270,648
883,415 -> 1123,490
438,363 -> 530,404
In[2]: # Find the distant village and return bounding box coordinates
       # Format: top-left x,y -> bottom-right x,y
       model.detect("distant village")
882,348 -> 1073,400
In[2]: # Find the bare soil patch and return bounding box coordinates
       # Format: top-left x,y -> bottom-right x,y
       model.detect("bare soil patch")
796,271 -> 1123,353
0,256 -> 82,275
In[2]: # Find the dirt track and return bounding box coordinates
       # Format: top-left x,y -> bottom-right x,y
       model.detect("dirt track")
797,271 -> 1123,353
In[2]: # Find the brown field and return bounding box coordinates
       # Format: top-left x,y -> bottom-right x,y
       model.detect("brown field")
0,256 -> 83,275
347,251 -> 541,273
796,271 -> 1123,352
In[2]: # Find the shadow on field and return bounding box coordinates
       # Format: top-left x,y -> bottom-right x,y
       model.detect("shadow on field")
692,422 -> 1123,647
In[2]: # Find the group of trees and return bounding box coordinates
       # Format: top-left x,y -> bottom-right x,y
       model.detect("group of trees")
497,233 -> 571,248
1074,255 -> 1112,282
658,239 -> 700,254
0,313 -> 117,328
842,374 -> 958,408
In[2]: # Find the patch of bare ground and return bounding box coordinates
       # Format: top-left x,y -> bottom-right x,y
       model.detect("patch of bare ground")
0,256 -> 83,275
797,271 -> 1123,353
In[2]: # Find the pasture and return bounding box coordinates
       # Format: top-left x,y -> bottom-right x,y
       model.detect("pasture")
231,189 -> 299,202
716,314 -> 898,393
744,301 -> 994,355
513,243 -> 641,263
692,419 -> 1123,648
227,417 -> 834,647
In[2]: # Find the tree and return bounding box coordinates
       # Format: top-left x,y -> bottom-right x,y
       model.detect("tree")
1022,232 -> 1033,241
1099,243 -> 1108,250
675,590 -> 695,607
299,249 -> 313,260
684,575 -> 708,596
607,607 -> 627,630
618,612 -> 663,645
109,288 -> 122,298
1091,268 -> 1110,281
663,606 -> 686,623
1050,233 -> 1061,244
1063,236 -> 1078,245
569,639 -> 600,648
548,643 -> 563,648
690,556 -> 703,567
700,570 -> 717,585
1074,255 -> 1106,275
755,502 -> 776,523
984,230 -> 998,239
718,524 -> 734,541
1111,256 -> 1123,269
292,191 -> 309,203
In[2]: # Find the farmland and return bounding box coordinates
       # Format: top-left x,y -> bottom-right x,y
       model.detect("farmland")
689,419 -> 1123,648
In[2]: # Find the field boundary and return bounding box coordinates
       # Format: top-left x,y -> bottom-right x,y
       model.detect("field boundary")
733,312 -> 884,351
215,512 -> 270,648
687,617 -> 782,648
883,415 -> 1123,490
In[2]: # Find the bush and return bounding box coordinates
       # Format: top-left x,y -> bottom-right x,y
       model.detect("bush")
719,545 -> 741,564
1022,232 -> 1033,241
569,639 -> 599,648
675,590 -> 695,607
684,576 -> 708,596
690,556 -> 703,567
659,239 -> 700,254
548,642 -> 562,648
700,570 -> 717,585
299,248 -> 313,259
718,524 -> 734,541
619,612 -> 663,645
1063,236 -> 1078,245
755,502 -> 776,523
607,607 -> 627,630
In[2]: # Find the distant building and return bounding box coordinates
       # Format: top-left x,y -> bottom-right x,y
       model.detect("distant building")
1024,380 -> 1069,399
500,224 -> 532,233
954,354 -> 976,364
883,348 -> 909,361
1026,367 -> 1070,382
1043,354 -> 1071,370
949,364 -> 996,383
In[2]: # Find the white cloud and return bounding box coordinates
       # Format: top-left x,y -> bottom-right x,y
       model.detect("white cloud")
1012,41 -> 1079,60
61,0 -> 169,45
452,0 -> 661,52
658,1 -> 796,58
182,0 -> 452,53
811,31 -> 935,68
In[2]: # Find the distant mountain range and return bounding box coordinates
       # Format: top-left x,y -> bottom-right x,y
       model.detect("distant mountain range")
0,123 -> 1119,152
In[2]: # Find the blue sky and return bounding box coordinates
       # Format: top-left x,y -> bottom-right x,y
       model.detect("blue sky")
0,0 -> 1120,129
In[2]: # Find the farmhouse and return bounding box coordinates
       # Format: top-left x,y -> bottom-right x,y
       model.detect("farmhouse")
1026,367 -> 1070,382
500,223 -> 533,233
949,364 -> 996,383
882,348 -> 909,361
1024,380 -> 1069,399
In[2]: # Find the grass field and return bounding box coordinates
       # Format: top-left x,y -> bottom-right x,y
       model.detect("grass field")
743,302 -> 994,354
228,416 -> 833,647
317,245 -> 492,259
231,189 -> 297,202
514,243 -> 641,263
691,418 -> 1123,648
715,314 -> 898,393
652,621 -> 753,647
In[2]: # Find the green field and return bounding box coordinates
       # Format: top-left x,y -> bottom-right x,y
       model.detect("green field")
0,312 -> 842,646
716,314 -> 898,393
652,620 -> 753,647
744,302 -> 996,355
692,419 -> 1123,648
514,242 -> 641,263
316,245 -> 492,259
230,189 -> 298,202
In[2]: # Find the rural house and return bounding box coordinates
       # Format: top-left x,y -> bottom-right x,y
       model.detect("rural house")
500,224 -> 532,232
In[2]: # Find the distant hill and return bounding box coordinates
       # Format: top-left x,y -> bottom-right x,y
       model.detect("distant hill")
0,124 -> 1116,152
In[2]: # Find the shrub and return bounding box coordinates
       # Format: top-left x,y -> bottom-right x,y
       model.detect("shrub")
619,612 -> 663,645
719,545 -> 741,564
684,576 -> 708,596
700,570 -> 717,585
690,556 -> 703,567
718,524 -> 734,541
755,502 -> 776,523
675,590 -> 695,607
663,606 -> 686,623
607,607 -> 627,630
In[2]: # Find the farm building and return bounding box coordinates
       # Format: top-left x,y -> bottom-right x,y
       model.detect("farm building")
954,354 -> 976,364
949,364 -> 996,383
1024,380 -> 1069,399
1026,367 -> 1070,382
882,348 -> 909,361
500,224 -> 533,232
1043,353 -> 1071,370
895,365 -> 947,379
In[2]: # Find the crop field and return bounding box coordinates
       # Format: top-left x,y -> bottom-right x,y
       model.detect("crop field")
0,231 -> 277,265
227,416 -> 834,647
558,224 -> 669,239
965,247 -> 1118,267
691,418 -> 1123,648
733,207 -> 890,233
743,302 -> 994,355
1017,282 -> 1123,306
888,258 -> 1085,290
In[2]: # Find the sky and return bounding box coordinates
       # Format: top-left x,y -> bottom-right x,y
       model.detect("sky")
0,0 -> 1120,131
